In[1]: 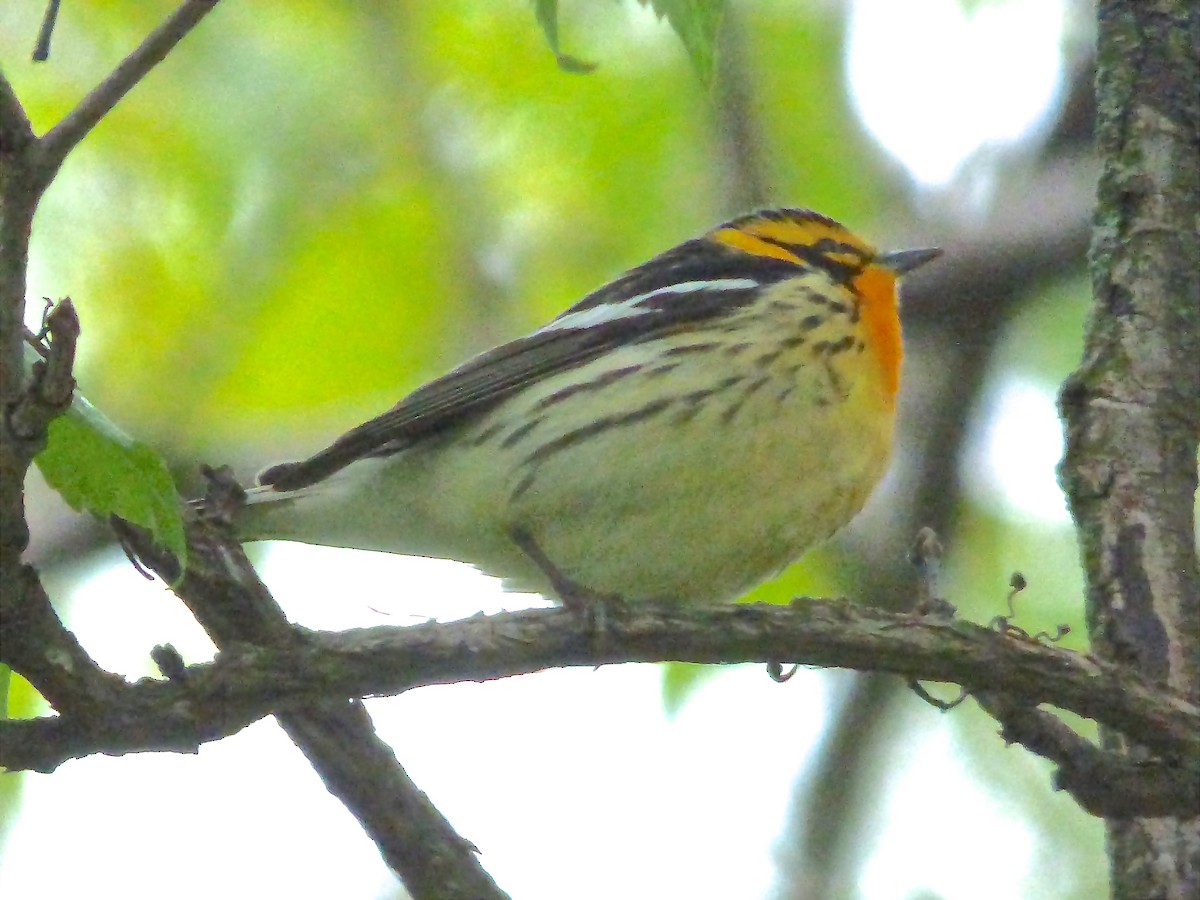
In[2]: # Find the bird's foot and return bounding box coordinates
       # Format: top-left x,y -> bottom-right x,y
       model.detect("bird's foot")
508,525 -> 626,644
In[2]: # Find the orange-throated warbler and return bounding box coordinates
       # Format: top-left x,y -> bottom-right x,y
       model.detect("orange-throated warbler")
237,208 -> 940,606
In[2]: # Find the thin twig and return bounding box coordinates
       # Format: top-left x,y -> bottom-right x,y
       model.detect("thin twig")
7,298 -> 79,440
36,0 -> 221,181
32,0 -> 63,62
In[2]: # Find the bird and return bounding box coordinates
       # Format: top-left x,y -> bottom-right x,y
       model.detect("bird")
234,208 -> 940,607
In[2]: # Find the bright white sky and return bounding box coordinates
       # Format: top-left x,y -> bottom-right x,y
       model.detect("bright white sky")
4,1 -> 1073,897
849,0 -> 1066,188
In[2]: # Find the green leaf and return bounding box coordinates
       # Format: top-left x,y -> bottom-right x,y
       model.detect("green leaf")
637,0 -> 727,87
33,390 -> 187,566
531,0 -> 597,73
0,663 -> 9,720
660,661 -> 720,717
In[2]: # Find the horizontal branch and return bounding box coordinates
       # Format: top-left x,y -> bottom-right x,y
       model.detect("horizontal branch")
4,599 -> 1197,778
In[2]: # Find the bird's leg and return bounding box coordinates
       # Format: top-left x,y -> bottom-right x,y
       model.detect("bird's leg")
508,525 -> 626,635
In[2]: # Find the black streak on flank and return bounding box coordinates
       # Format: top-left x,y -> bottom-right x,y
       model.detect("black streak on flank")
664,342 -> 721,356
720,400 -> 746,424
509,396 -> 676,501
824,360 -> 847,400
500,418 -> 543,448
521,397 -> 676,469
469,421 -> 505,447
802,289 -> 827,306
720,376 -> 772,425
744,375 -> 772,395
829,335 -> 855,354
683,387 -> 720,406
532,363 -> 645,412
645,363 -> 682,378
681,374 -> 747,408
670,405 -> 703,426
811,336 -> 854,357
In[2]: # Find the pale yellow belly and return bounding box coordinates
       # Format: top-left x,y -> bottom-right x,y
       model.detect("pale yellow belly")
417,335 -> 896,602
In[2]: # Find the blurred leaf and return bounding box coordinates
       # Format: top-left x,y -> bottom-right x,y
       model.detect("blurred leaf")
638,0 -> 727,86
529,0 -> 726,82
742,542 -> 850,606
660,661 -> 722,716
531,0 -> 597,73
34,392 -> 186,565
0,668 -> 36,847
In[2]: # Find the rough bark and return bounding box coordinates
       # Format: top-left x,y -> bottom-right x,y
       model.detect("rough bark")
1059,1 -> 1200,896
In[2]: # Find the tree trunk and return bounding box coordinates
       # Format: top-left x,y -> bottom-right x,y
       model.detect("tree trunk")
1059,1 -> 1200,896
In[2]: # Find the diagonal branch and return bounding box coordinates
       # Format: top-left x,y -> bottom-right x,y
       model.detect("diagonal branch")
975,692 -> 1199,819
112,496 -> 508,900
276,702 -> 493,898
0,69 -> 35,153
34,0 -> 222,185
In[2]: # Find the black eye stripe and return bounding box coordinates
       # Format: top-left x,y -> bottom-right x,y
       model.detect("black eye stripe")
749,235 -> 865,286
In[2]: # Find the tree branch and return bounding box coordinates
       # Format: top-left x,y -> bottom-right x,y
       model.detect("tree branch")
275,702 -> 495,899
32,0 -> 64,63
0,69 -> 35,153
0,563 -> 127,714
107,494 -> 508,900
8,298 -> 78,439
5,586 -> 1197,799
1061,1 -> 1200,894
33,0 -> 222,185
975,691 -> 1199,819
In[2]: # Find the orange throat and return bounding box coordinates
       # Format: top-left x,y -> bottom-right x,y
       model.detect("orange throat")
852,264 -> 903,403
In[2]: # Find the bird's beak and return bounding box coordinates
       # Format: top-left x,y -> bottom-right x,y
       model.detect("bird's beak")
875,247 -> 942,275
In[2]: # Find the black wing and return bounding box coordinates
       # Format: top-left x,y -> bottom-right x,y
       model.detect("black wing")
259,238 -> 801,491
